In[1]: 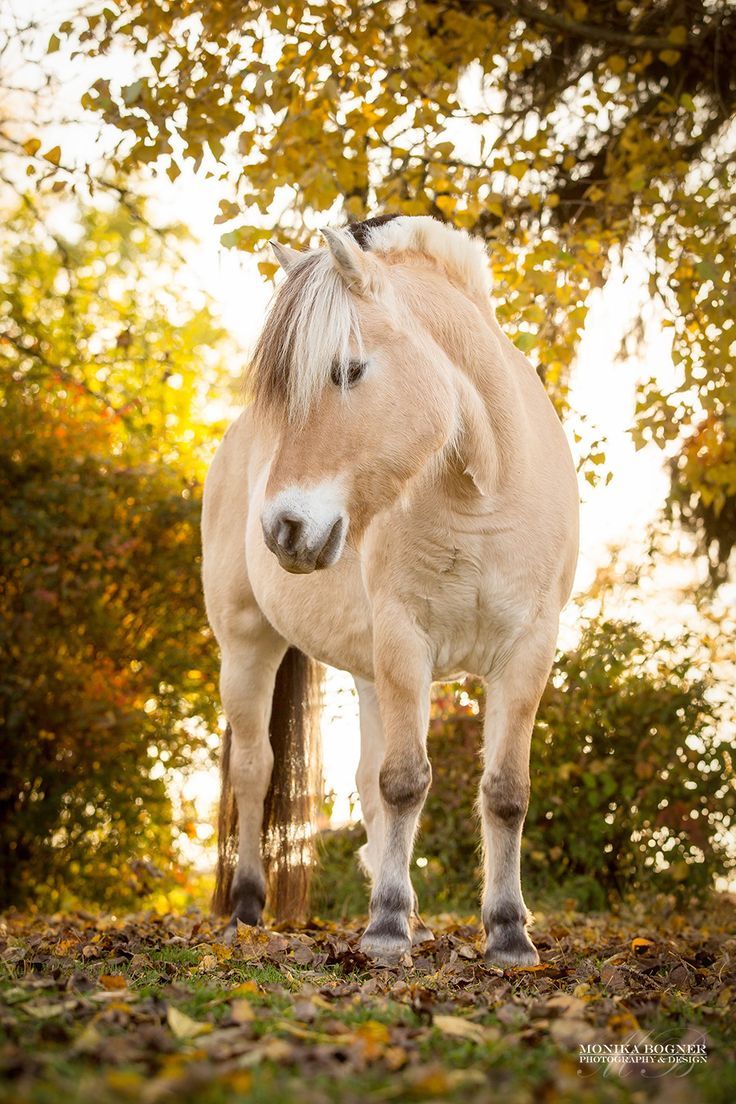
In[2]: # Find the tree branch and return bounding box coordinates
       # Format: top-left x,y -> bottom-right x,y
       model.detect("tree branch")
479,0 -> 687,52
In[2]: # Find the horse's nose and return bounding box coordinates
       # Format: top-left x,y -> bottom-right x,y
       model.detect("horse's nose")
261,492 -> 348,578
273,511 -> 304,557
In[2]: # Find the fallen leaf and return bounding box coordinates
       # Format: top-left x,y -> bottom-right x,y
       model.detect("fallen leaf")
99,974 -> 127,991
433,1014 -> 496,1044
230,999 -> 255,1024
292,998 -> 317,1023
166,1005 -> 213,1040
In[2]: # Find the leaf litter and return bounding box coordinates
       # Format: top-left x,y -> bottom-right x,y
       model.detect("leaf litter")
0,901 -> 734,1102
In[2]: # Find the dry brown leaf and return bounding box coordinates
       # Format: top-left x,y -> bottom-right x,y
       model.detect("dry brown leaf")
99,974 -> 127,991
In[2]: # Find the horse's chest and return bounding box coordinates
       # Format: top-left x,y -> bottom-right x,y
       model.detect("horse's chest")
410,549 -> 534,679
246,506 -> 375,678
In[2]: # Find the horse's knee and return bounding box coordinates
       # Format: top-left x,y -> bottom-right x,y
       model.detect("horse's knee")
379,752 -> 431,812
481,772 -> 529,827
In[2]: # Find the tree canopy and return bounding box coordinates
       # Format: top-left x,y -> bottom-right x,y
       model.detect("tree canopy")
43,0 -> 736,575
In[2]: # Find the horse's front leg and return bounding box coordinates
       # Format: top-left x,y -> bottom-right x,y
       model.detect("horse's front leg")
481,620 -> 558,967
360,612 -> 432,960
355,676 -> 434,947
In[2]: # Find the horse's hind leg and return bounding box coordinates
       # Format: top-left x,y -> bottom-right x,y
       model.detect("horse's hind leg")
354,678 -> 385,884
218,611 -> 287,929
355,677 -> 434,946
480,619 -> 558,967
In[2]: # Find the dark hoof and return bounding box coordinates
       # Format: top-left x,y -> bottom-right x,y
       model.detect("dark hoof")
485,925 -> 539,968
224,874 -> 265,939
360,917 -> 412,961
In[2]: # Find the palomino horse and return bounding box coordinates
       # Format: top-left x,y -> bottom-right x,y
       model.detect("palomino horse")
202,214 -> 579,965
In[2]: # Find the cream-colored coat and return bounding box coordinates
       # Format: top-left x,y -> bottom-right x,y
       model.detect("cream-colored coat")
202,216 -> 579,965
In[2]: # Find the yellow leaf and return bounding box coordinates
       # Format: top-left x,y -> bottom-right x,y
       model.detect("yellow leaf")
631,936 -> 656,953
607,55 -> 626,74
509,162 -> 527,181
42,145 -> 61,165
166,1005 -> 212,1040
230,999 -> 255,1024
226,980 -> 259,999
658,49 -> 681,66
221,1072 -> 253,1093
433,1014 -> 497,1044
23,138 -> 41,156
72,1023 -> 102,1054
354,1020 -> 391,1060
668,25 -> 688,45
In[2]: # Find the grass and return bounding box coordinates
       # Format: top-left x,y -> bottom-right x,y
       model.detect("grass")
0,900 -> 735,1103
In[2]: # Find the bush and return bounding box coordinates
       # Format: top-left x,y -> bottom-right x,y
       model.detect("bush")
417,619 -> 733,911
0,203 -> 226,909
527,619 -> 733,901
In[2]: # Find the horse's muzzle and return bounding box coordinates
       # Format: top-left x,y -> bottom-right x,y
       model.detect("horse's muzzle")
262,510 -> 346,574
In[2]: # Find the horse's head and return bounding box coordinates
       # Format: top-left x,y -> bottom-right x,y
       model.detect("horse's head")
252,219 -> 495,574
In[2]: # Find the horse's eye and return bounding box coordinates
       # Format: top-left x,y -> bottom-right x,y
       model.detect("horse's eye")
330,359 -> 366,388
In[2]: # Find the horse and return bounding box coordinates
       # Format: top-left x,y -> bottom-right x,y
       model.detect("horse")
201,214 -> 579,966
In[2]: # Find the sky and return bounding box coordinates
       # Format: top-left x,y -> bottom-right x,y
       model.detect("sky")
5,0 -> 728,842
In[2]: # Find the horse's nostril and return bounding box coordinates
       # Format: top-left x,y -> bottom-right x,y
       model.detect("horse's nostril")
315,515 -> 345,568
274,512 -> 303,555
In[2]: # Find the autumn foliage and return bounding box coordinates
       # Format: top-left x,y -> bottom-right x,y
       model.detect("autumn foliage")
0,205 -> 226,908
44,0 -> 736,571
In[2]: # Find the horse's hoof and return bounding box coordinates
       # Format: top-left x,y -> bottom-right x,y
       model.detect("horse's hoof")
484,928 -> 539,968
222,913 -> 263,944
411,916 -> 435,946
360,922 -> 411,962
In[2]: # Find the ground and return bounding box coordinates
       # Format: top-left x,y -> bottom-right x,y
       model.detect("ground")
1,902 -> 734,1104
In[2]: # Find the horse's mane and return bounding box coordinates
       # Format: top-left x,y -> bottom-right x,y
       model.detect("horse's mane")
248,215 -> 489,423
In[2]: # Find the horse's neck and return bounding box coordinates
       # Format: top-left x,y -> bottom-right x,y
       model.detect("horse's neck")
404,276 -> 530,487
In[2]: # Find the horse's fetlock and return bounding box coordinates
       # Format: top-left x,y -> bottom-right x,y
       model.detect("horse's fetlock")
482,900 -> 527,934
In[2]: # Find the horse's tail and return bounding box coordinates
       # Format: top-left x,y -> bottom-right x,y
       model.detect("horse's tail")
212,647 -> 324,923
212,721 -> 238,917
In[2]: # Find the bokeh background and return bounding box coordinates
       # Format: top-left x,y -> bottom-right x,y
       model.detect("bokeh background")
1,0 -> 734,919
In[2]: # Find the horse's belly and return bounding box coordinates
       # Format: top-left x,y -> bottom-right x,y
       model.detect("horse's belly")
246,511 -> 374,679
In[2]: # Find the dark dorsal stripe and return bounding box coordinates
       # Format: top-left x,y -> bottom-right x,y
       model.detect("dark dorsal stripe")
348,213 -> 401,251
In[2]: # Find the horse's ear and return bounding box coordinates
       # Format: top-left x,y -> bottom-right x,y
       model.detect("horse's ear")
456,377 -> 498,497
270,240 -> 301,272
321,227 -> 371,293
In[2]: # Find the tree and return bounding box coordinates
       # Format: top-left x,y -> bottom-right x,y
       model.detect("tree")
0,202 -> 229,908
46,0 -> 736,573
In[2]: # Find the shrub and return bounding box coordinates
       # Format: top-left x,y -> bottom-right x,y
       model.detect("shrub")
416,619 -> 734,911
